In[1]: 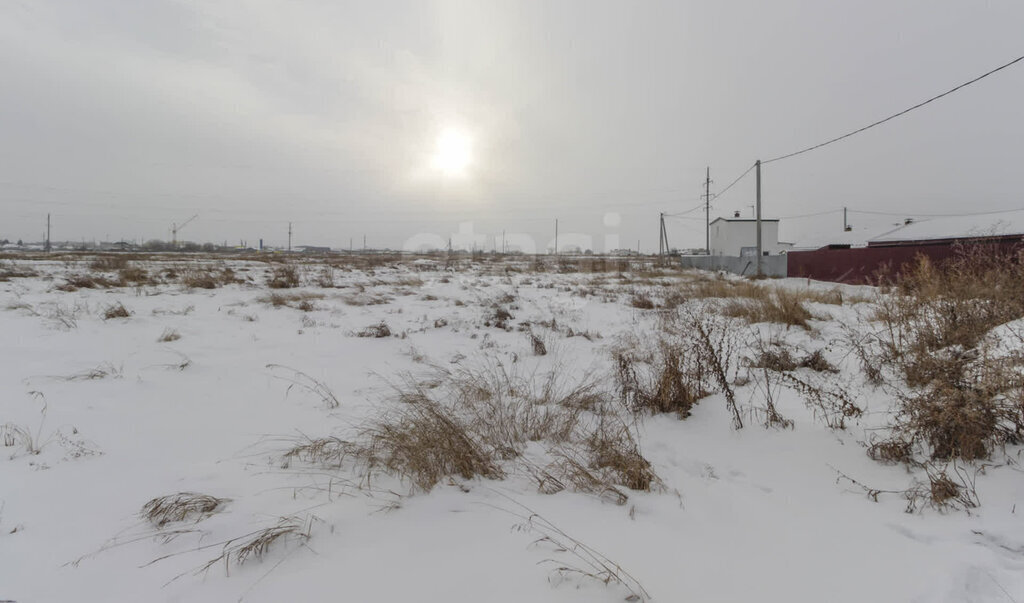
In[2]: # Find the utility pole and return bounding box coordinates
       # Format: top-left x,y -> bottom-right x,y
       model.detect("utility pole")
554,219 -> 558,256
349,237 -> 353,252
502,229 -> 506,254
363,234 -> 366,251
705,167 -> 711,255
659,213 -> 670,258
658,213 -> 663,256
755,160 -> 762,277
287,222 -> 292,252
45,213 -> 51,253
844,207 -> 851,231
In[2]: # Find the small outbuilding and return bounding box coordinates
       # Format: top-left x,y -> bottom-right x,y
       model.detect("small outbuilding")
709,215 -> 792,257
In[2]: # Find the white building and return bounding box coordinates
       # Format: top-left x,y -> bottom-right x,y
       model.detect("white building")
709,216 -> 792,257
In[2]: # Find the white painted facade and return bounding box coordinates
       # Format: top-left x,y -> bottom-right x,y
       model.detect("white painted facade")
709,218 -> 791,257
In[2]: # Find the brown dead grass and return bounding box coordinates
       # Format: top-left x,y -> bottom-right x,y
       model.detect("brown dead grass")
280,359 -> 656,501
58,273 -> 119,291
259,291 -> 325,309
267,264 -> 300,288
102,302 -> 132,320
870,245 -> 1024,461
140,492 -> 229,527
722,288 -> 815,329
613,342 -> 706,418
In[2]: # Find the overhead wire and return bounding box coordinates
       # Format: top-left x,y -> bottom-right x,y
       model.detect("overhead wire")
848,207 -> 1024,218
710,162 -> 756,203
763,54 -> 1024,165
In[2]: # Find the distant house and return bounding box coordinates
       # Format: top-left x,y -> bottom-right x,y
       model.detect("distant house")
787,210 -> 1024,283
709,215 -> 792,257
867,212 -> 1024,248
297,245 -> 332,254
100,241 -> 135,252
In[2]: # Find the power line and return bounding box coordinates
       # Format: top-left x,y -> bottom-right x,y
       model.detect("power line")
663,163 -> 757,218
710,162 -> 757,204
664,201 -> 708,217
777,209 -> 844,220
763,54 -> 1024,165
768,206 -> 1024,221
849,207 -> 1024,218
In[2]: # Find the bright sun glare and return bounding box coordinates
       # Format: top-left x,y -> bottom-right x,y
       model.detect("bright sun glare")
432,127 -> 473,177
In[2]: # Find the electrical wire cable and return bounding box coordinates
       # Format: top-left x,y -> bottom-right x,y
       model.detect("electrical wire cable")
849,207 -> 1024,218
711,162 -> 757,202
663,201 -> 708,217
777,209 -> 845,220
763,54 -> 1024,164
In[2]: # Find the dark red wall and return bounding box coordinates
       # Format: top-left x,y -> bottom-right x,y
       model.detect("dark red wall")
787,238 -> 1024,284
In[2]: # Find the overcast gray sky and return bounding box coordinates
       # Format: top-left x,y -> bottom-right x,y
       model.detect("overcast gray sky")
2,1 -> 1022,251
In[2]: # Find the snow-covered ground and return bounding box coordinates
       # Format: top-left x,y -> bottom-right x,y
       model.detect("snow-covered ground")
1,256 -> 1023,602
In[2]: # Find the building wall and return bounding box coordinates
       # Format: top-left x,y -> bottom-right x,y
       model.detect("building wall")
787,237 -> 1024,284
679,254 -> 787,277
710,221 -> 783,256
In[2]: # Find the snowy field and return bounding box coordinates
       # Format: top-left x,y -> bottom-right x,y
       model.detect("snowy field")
1,254 -> 1023,603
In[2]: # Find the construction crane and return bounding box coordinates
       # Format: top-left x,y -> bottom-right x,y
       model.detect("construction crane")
171,214 -> 198,248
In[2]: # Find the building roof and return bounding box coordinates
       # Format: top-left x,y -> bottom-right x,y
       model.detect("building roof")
709,217 -> 780,225
868,209 -> 1024,245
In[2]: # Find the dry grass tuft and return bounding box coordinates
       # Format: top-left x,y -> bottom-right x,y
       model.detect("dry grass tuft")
282,435 -> 349,469
867,246 -> 1024,462
141,492 -> 229,527
866,438 -> 914,464
485,306 -> 514,329
357,321 -> 392,338
354,398 -> 505,492
117,265 -> 152,286
747,345 -> 837,373
503,497 -> 651,601
102,302 -> 132,320
1,422 -> 37,455
157,328 -> 181,342
779,372 -> 862,430
685,277 -> 763,300
583,419 -> 658,492
629,293 -> 656,309
266,364 -> 340,408
279,358 -> 657,501
0,262 -> 39,281
891,376 -> 1018,461
835,462 -> 980,513
529,332 -> 547,356
722,288 -> 814,329
259,291 -> 324,309
267,264 -> 300,289
58,273 -> 118,291
195,515 -> 313,577
181,269 -> 219,289
613,309 -> 741,426
539,453 -> 629,505
613,342 -> 705,418
57,362 -> 123,381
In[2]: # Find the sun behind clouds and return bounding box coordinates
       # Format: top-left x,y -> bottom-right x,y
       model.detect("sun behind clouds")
431,127 -> 473,177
